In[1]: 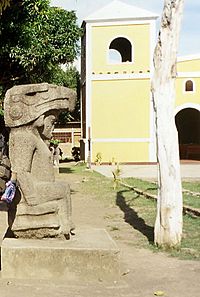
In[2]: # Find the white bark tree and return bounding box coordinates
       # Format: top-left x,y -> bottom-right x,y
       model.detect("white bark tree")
151,0 -> 185,247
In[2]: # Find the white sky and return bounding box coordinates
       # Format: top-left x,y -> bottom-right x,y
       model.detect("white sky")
51,0 -> 200,57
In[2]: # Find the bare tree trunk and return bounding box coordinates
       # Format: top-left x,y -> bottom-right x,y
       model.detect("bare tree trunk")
151,0 -> 184,247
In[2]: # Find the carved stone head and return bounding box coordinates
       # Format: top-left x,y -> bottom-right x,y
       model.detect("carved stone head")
4,83 -> 76,127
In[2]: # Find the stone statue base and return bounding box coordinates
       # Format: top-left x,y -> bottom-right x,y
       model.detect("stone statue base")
8,185 -> 74,239
1,228 -> 120,281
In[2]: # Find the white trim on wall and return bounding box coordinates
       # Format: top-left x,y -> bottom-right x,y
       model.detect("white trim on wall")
174,103 -> 200,115
80,84 -> 83,139
177,72 -> 200,78
90,72 -> 200,81
92,138 -> 150,143
149,19 -> 157,162
88,19 -> 157,27
91,73 -> 151,80
149,20 -> 156,76
85,23 -> 93,160
177,54 -> 200,62
149,94 -> 156,162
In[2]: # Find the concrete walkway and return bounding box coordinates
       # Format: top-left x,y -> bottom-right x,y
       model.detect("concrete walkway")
92,163 -> 200,180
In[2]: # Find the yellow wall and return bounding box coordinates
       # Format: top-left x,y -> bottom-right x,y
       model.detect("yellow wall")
91,78 -> 151,163
92,142 -> 149,163
85,22 -> 200,163
91,79 -> 150,139
91,24 -> 150,74
177,59 -> 200,72
176,59 -> 200,106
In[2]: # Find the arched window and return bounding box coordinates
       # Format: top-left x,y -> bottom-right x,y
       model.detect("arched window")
185,80 -> 194,92
108,37 -> 132,64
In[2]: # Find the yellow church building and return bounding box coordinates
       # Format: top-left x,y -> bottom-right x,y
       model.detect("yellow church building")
80,0 -> 200,164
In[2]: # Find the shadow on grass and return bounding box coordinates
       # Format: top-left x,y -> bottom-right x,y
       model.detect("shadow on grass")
60,159 -> 75,164
116,190 -> 154,244
146,187 -> 157,191
59,167 -> 74,174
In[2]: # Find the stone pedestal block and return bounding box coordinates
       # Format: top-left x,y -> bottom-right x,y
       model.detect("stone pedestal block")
1,228 -> 120,282
0,204 -> 8,247
53,166 -> 59,175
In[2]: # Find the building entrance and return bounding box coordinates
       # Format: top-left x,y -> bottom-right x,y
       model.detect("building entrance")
175,108 -> 200,160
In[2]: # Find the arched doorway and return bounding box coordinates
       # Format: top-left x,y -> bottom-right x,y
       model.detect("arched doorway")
175,108 -> 200,160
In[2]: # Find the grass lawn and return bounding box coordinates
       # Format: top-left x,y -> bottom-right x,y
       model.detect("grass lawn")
62,162 -> 200,260
182,181 -> 200,193
124,177 -> 200,209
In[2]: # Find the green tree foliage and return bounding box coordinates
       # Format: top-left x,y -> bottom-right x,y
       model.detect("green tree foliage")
53,65 -> 81,124
0,0 -> 82,121
0,0 -> 82,91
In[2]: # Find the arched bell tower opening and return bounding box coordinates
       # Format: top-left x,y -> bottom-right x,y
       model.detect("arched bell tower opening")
175,108 -> 200,160
108,37 -> 133,63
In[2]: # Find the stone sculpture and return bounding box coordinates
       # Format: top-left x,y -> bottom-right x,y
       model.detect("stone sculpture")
4,83 -> 76,239
0,134 -> 10,195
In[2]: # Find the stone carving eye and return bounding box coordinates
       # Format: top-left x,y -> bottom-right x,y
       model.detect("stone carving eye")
26,92 -> 37,96
22,92 -> 38,105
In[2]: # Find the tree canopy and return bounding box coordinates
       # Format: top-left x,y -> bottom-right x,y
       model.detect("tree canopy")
0,0 -> 82,92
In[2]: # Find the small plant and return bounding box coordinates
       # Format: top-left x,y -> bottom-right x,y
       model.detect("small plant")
111,157 -> 116,165
50,139 -> 61,146
112,163 -> 122,190
95,152 -> 102,165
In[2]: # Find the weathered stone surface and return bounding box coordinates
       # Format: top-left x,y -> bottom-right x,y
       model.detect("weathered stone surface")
1,228 -> 120,282
0,155 -> 11,193
3,83 -> 76,238
4,83 -> 75,128
0,204 -> 8,246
